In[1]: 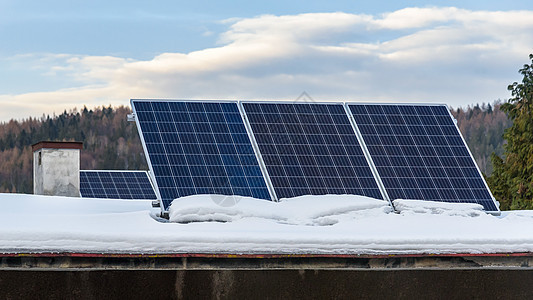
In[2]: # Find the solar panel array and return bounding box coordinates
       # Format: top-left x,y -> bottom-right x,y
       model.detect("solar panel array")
348,104 -> 497,211
131,100 -> 498,213
79,171 -> 157,199
132,101 -> 271,209
243,102 -> 382,200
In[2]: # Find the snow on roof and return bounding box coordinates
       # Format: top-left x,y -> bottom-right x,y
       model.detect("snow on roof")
1,193 -> 532,255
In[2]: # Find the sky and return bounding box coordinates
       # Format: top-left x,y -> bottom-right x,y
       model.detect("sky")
1,0 -> 532,121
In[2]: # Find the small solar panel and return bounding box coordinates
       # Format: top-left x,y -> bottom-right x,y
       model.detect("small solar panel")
347,103 -> 498,212
243,102 -> 383,200
132,100 -> 272,210
79,170 -> 157,200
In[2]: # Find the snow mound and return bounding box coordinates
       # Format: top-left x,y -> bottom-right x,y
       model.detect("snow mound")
393,199 -> 485,217
168,194 -> 391,225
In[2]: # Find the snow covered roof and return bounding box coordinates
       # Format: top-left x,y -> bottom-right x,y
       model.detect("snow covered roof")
1,193 -> 532,255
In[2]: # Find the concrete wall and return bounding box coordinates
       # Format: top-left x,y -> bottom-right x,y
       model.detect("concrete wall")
2,254 -> 533,299
1,269 -> 533,299
33,148 -> 80,197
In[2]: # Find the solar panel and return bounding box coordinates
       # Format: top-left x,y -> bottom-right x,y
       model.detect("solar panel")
242,102 -> 383,200
347,103 -> 498,212
79,170 -> 157,200
131,100 -> 272,210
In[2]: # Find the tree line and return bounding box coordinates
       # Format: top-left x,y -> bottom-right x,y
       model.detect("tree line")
451,101 -> 511,176
0,106 -> 147,193
0,102 -> 511,192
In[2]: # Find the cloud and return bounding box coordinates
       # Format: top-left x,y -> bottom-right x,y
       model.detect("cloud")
374,7 -> 462,29
1,7 -> 533,121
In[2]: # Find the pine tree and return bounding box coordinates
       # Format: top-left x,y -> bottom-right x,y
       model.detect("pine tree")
488,54 -> 533,210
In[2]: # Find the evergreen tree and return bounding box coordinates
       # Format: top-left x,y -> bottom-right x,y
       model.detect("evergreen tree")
488,54 -> 533,210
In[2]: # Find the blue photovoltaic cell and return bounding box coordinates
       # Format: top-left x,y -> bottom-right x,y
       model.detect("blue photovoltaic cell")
243,102 -> 383,200
348,104 -> 497,211
132,100 -> 271,210
79,171 -> 157,200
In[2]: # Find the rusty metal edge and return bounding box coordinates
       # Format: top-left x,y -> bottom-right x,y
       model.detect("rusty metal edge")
2,252 -> 533,259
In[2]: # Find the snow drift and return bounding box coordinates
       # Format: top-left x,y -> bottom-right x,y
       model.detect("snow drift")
168,194 -> 391,225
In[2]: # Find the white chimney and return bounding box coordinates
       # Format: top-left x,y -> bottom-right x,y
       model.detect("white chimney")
32,141 -> 83,197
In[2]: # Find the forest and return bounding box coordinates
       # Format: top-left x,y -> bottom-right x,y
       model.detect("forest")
0,106 -> 147,193
451,102 -> 512,175
0,102 -> 511,194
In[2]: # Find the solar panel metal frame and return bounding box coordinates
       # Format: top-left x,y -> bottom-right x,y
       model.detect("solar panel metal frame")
79,170 -> 157,200
131,99 -> 276,213
342,104 -> 391,203
237,101 -> 278,201
241,100 -> 389,204
131,101 -> 162,208
345,102 -> 500,214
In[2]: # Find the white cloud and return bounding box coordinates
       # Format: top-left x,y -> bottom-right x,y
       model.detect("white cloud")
1,7 -> 533,121
374,7 -> 463,29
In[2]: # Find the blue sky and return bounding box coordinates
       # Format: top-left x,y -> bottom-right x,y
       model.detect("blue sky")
1,0 -> 532,121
